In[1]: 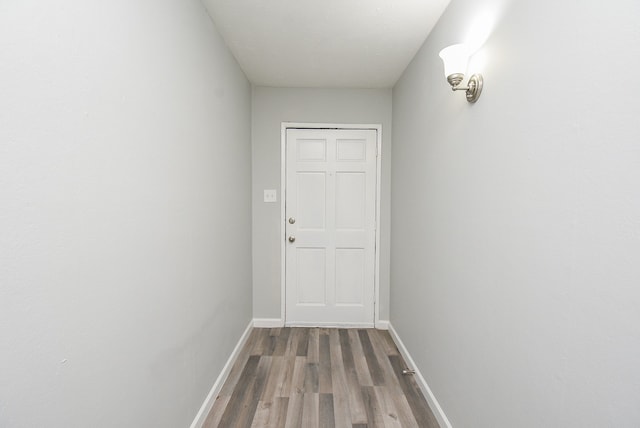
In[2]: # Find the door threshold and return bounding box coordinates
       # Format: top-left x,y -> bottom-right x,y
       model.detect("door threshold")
284,321 -> 375,329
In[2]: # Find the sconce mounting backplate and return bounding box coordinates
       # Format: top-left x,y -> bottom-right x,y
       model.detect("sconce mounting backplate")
466,74 -> 483,103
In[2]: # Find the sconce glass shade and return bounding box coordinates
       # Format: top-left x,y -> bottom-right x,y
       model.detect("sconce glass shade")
438,44 -> 471,81
438,43 -> 483,103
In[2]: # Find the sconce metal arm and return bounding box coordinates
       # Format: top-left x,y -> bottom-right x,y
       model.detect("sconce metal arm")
448,73 -> 483,103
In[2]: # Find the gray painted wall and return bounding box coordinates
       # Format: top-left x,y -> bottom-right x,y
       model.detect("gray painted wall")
0,1 -> 252,427
252,87 -> 392,322
391,0 -> 640,426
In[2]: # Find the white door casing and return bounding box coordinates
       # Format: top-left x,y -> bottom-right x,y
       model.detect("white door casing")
284,127 -> 378,326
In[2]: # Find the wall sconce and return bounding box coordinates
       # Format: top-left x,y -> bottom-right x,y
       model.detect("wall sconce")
439,44 -> 483,103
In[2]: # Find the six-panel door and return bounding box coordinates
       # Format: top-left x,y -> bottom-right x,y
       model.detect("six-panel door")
285,128 -> 377,326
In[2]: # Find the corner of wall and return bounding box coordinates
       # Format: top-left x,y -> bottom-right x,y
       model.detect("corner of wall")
388,323 -> 452,428
190,320 -> 254,428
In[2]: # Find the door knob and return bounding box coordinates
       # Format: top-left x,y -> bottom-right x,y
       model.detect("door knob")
288,236 -> 296,243
288,217 -> 296,224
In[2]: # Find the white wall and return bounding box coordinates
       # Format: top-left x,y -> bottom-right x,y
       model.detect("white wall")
0,1 -> 252,427
252,87 -> 392,322
391,0 -> 640,426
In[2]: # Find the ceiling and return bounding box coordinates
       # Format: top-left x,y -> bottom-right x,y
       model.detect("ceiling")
202,0 -> 450,88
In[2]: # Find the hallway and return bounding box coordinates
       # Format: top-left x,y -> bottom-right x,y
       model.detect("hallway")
3,1 -> 640,426
204,328 -> 438,427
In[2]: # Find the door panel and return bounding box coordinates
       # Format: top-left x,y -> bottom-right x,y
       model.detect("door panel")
335,172 -> 366,229
296,248 -> 326,304
297,172 -> 326,230
336,139 -> 367,161
285,128 -> 377,326
335,248 -> 365,305
297,138 -> 327,161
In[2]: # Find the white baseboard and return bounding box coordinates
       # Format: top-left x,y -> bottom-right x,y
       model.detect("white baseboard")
190,320 -> 254,428
388,323 -> 452,428
375,319 -> 390,330
253,318 -> 285,328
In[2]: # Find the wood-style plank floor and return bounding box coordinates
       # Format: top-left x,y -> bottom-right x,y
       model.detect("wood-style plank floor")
203,327 -> 440,428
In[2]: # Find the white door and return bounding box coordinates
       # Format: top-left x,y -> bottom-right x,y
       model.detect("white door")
285,128 -> 377,326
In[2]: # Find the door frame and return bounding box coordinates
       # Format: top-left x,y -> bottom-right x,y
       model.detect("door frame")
280,122 -> 383,328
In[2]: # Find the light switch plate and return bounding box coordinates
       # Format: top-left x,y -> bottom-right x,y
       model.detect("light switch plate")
264,189 -> 277,203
